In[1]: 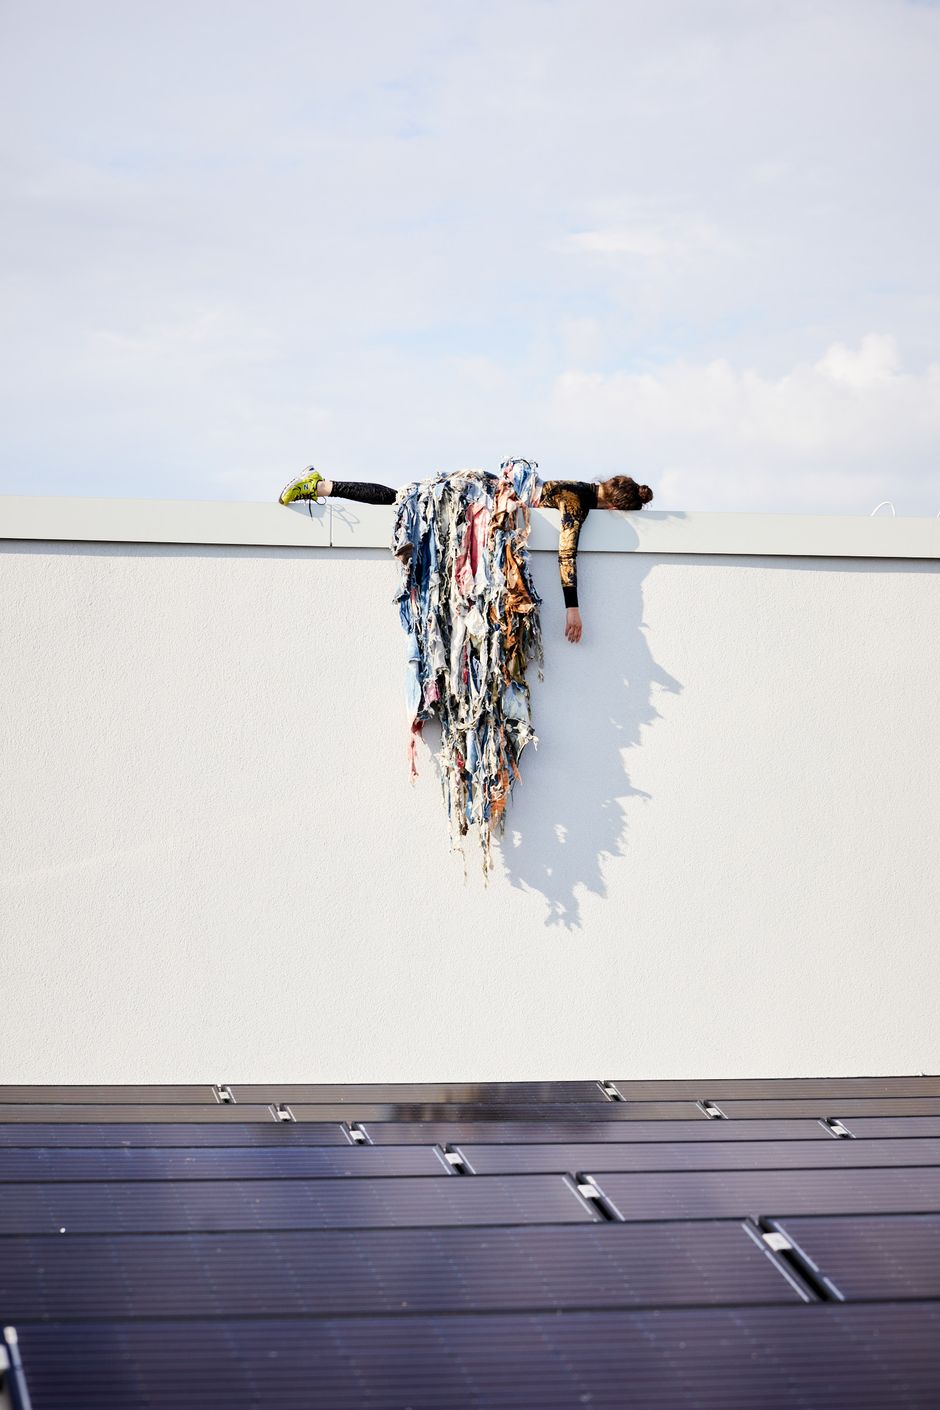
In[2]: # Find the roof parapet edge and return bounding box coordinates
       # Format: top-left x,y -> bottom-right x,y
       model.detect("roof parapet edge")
1,495 -> 938,560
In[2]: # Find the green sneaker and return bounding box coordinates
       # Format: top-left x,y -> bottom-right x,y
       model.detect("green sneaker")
279,465 -> 324,504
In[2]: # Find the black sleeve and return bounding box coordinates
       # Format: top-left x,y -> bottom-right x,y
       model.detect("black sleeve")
539,481 -> 596,608
330,481 -> 397,505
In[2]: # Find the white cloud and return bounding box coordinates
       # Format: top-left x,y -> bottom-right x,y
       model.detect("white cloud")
564,218 -> 735,260
86,310 -> 277,378
814,333 -> 901,388
551,335 -> 940,514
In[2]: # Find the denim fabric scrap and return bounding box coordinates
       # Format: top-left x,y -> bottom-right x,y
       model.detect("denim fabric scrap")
391,458 -> 544,872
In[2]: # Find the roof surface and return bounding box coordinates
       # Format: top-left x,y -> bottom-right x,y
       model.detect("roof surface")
1,1077 -> 939,1407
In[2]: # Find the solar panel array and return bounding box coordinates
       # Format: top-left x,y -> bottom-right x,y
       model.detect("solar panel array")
0,1077 -> 938,1408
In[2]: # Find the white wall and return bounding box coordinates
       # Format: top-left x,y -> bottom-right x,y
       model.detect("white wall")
2,503 -> 939,1081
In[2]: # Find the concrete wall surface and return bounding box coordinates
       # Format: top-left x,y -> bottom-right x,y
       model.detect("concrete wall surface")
2,499 -> 939,1081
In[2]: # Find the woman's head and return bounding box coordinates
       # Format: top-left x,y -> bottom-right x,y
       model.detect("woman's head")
600,475 -> 653,510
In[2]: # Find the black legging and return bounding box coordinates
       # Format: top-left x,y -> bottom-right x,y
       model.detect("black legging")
331,480 -> 396,505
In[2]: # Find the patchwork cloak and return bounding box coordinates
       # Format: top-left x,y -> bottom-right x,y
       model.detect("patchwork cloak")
391,459 -> 544,871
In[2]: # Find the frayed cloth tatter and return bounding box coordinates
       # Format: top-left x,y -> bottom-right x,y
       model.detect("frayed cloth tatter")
408,720 -> 422,781
391,460 -> 544,873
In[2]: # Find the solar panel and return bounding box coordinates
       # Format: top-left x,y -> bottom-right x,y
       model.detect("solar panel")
0,1174 -> 595,1233
587,1166 -> 940,1221
776,1214 -> 940,1300
456,1136 -> 940,1175
611,1077 -> 940,1099
229,1082 -> 608,1104
842,1116 -> 940,1139
0,1222 -> 800,1320
12,1304 -> 940,1409
0,1104 -> 276,1123
0,1086 -> 219,1103
0,1144 -> 451,1181
0,1122 -> 351,1147
291,1102 -> 708,1122
718,1098 -> 940,1118
359,1118 -> 831,1144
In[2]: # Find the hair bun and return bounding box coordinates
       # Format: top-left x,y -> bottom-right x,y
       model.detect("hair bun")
638,484 -> 653,503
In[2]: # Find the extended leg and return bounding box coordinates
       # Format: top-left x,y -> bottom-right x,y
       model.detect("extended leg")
280,466 -> 397,506
322,480 -> 397,505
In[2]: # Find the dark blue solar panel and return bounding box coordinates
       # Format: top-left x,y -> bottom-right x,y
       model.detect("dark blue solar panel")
0,1123 -> 351,1147
0,1174 -> 594,1233
0,1086 -> 218,1103
588,1166 -> 940,1220
457,1136 -> 940,1174
776,1214 -> 940,1300
842,1116 -> 940,1139
612,1077 -> 940,1099
231,1082 -> 608,1103
0,1222 -> 799,1319
0,1104 -> 275,1123
719,1098 -> 940,1118
292,1101 -> 707,1121
361,1118 -> 831,1144
12,1305 -> 940,1408
0,1145 -> 450,1180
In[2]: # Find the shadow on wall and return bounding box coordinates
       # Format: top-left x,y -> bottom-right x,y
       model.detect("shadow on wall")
498,514 -> 684,929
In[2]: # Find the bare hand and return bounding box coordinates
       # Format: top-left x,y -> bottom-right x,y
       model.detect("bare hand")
565,607 -> 583,643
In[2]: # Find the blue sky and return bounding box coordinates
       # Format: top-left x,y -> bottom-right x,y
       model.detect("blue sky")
2,0 -> 939,513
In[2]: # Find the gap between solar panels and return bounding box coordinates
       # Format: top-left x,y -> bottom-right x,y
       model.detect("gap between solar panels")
573,1175 -> 619,1221
822,1118 -> 854,1138
0,1326 -> 30,1410
754,1217 -> 844,1302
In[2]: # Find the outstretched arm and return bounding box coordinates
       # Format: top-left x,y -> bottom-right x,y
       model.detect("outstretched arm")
559,512 -> 584,642
539,481 -> 592,641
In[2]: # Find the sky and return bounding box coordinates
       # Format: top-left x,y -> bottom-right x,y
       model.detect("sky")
2,0 -> 939,514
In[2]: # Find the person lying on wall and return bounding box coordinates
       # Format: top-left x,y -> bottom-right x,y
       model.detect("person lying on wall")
278,466 -> 653,643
